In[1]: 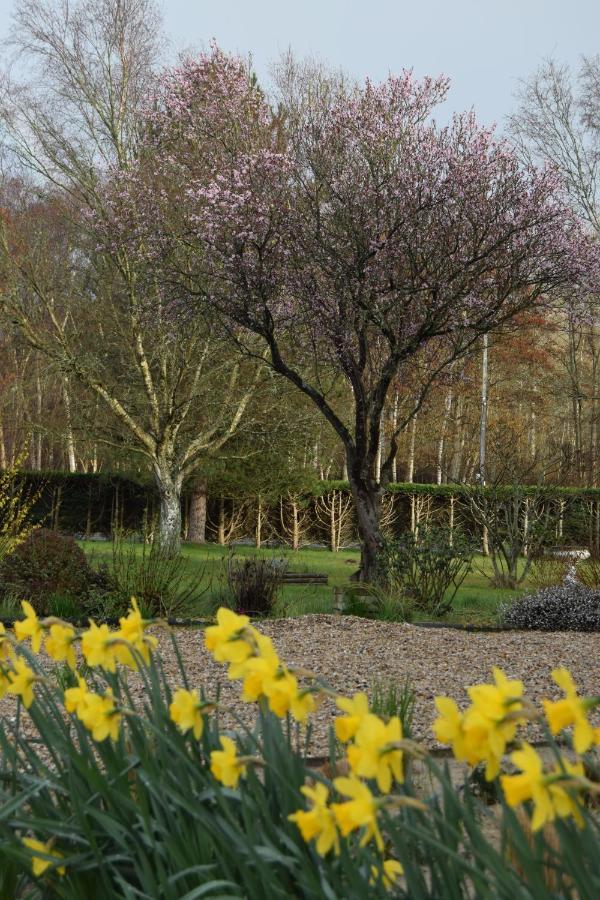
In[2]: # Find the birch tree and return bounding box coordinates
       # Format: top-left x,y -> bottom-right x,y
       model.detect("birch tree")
0,0 -> 263,553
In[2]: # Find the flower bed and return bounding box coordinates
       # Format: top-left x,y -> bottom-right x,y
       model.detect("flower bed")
0,604 -> 599,897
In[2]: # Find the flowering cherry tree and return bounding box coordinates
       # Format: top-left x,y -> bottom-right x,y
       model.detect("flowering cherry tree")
106,47 -> 596,579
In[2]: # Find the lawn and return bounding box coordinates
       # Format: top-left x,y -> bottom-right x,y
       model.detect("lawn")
80,540 -> 527,626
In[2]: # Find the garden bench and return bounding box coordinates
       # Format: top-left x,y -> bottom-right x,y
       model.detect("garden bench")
280,572 -> 328,585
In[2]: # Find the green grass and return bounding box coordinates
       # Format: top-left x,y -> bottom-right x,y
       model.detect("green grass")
80,540 -> 528,626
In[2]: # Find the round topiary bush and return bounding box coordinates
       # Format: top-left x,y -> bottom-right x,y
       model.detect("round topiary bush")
0,528 -> 103,615
501,583 -> 600,631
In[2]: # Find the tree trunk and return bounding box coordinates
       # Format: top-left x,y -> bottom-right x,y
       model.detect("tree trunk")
218,496 -> 226,545
348,476 -> 382,581
62,378 -> 77,473
187,481 -> 207,544
406,414 -> 417,483
154,466 -> 183,556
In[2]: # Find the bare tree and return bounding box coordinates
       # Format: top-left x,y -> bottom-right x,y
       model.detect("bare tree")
0,0 -> 264,553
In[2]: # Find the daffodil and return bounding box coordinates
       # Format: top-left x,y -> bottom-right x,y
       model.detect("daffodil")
332,775 -> 384,850
335,692 -> 370,743
543,667 -> 600,753
7,658 -> 37,708
210,735 -> 247,788
500,742 -> 585,832
81,621 -> 118,672
288,783 -> 340,856
370,858 -> 404,889
239,651 -> 280,702
22,837 -> 65,877
45,623 -> 77,670
436,668 -> 527,779
63,676 -> 90,716
78,690 -> 121,741
0,667 -> 10,699
114,598 -> 158,668
14,601 -> 43,653
347,713 -> 403,793
263,668 -> 315,723
169,688 -> 205,739
0,622 -> 15,662
432,697 -> 474,762
204,608 -> 254,667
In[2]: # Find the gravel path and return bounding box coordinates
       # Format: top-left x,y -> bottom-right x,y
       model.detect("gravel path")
2,615 -> 599,756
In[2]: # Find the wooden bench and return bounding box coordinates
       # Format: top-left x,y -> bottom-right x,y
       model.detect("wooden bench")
280,572 -> 328,585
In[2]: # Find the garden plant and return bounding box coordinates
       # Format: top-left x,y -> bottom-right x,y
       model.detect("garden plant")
0,602 -> 598,897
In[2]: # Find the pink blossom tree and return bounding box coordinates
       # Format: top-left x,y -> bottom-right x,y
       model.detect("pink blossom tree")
106,47 -> 596,579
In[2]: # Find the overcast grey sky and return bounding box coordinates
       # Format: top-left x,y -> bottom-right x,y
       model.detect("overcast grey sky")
1,0 -> 599,127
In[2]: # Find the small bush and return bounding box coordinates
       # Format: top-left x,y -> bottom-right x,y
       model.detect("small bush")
226,553 -> 285,615
0,529 -> 104,615
527,553 -> 568,590
343,584 -> 414,622
501,583 -> 600,631
107,533 -> 208,618
576,556 -> 600,590
378,527 -> 474,617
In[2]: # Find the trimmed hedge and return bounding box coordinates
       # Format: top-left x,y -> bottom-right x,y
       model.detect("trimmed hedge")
4,470 -> 600,549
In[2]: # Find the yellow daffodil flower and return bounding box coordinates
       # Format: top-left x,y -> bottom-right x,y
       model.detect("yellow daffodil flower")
81,621 -> 118,672
263,668 -> 315,723
45,623 -> 77,670
335,692 -> 370,743
0,667 -> 9,699
288,783 -> 340,856
14,601 -> 43,653
239,651 -> 280,702
77,690 -> 121,742
435,668 -> 526,779
0,622 -> 15,662
500,742 -> 585,832
7,658 -> 37,708
370,858 -> 404,889
210,735 -> 247,788
543,667 -> 600,753
332,775 -> 384,850
63,676 -> 90,717
347,713 -> 403,794
169,688 -> 205,739
113,598 -> 158,668
204,608 -> 254,667
22,837 -> 65,877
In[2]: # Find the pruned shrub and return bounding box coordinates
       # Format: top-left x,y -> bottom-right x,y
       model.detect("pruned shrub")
576,556 -> 600,590
527,553 -> 569,590
501,584 -> 600,631
377,527 -> 474,617
227,554 -> 285,615
0,529 -> 104,615
107,533 -> 208,618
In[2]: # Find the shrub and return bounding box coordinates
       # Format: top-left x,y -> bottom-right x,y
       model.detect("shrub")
0,529 -> 104,615
107,532 -> 209,618
0,605 -> 599,897
226,553 -> 285,615
0,448 -> 42,563
527,553 -> 569,590
343,584 -> 415,622
377,527 -> 474,617
577,556 -> 600,590
501,583 -> 600,631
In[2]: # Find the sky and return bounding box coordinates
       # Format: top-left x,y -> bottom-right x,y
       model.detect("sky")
0,0 -> 599,128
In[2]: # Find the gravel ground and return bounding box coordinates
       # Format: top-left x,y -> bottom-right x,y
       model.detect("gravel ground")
2,615 -> 599,756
